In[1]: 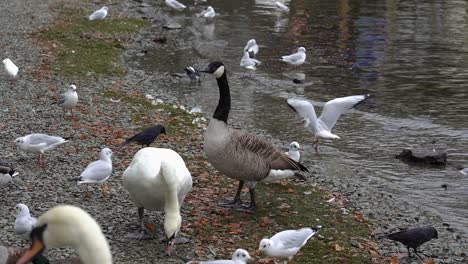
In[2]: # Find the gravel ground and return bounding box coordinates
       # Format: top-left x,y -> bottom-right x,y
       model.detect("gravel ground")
1,0 -> 467,264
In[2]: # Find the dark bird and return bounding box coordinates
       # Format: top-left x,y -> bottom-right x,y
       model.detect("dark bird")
122,125 -> 166,148
184,66 -> 201,82
382,226 -> 438,257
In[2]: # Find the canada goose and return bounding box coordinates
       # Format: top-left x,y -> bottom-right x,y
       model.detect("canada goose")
200,61 -> 308,212
280,47 -> 306,67
287,95 -> 369,152
2,58 -> 18,79
243,39 -> 259,58
16,205 -> 112,264
258,227 -> 321,263
54,84 -> 78,118
122,124 -> 166,148
122,147 -> 192,255
186,248 -> 251,264
14,204 -> 37,242
285,141 -> 303,162
381,226 -> 438,258
88,6 -> 108,21
14,134 -> 70,167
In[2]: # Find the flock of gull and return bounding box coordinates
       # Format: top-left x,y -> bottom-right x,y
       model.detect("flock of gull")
0,1 -> 441,264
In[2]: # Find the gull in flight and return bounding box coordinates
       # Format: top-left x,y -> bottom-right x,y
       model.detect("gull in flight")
280,47 -> 306,67
89,6 -> 108,21
287,95 -> 369,152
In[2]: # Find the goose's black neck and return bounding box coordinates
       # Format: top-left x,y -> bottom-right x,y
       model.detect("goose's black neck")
213,72 -> 231,123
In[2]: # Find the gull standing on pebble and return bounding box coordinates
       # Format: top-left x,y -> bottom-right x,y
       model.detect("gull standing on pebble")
14,204 -> 37,243
54,84 -> 78,118
165,0 -> 186,11
88,6 -> 108,21
287,95 -> 369,152
77,148 -> 113,195
280,47 -> 306,67
186,248 -> 251,264
15,134 -> 70,167
2,58 -> 18,79
244,39 -> 259,58
259,227 -> 321,263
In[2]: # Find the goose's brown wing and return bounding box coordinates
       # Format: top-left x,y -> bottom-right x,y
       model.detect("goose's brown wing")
231,130 -> 308,172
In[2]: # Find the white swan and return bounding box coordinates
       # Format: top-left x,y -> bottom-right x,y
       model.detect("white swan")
122,147 -> 192,255
16,205 -> 112,264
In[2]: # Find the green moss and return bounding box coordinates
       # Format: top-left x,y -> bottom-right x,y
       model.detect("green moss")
36,8 -> 149,78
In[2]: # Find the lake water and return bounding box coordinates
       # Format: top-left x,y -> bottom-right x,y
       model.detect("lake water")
129,0 -> 468,234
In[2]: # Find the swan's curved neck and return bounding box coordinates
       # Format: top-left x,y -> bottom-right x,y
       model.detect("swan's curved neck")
77,232 -> 112,264
213,72 -> 230,123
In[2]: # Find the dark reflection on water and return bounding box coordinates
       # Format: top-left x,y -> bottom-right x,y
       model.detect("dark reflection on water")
128,0 -> 468,233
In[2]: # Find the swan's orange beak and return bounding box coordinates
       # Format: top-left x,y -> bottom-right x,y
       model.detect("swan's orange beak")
16,237 -> 45,264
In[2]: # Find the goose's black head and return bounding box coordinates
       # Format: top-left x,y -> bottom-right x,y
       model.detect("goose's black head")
201,61 -> 226,78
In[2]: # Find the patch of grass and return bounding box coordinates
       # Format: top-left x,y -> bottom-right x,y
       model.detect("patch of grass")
36,8 -> 149,78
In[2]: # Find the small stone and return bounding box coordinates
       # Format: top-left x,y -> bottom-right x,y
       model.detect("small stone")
163,22 -> 182,30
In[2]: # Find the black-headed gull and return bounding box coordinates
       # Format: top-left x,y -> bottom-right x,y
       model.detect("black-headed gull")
382,226 -> 438,258
198,6 -> 215,18
184,66 -> 201,82
287,95 -> 369,152
259,227 -> 321,263
275,2 -> 290,13
240,52 -> 261,74
78,148 -> 112,184
0,161 -> 18,186
285,141 -> 303,162
2,58 -> 19,79
55,84 -> 78,118
15,134 -> 70,167
122,124 -> 166,147
165,0 -> 186,11
88,6 -> 108,21
186,248 -> 251,264
280,47 -> 306,67
243,39 -> 259,58
14,204 -> 37,242
457,167 -> 468,175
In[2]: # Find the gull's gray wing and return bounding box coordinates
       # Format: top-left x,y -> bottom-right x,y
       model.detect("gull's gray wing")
286,98 -> 318,131
26,134 -> 64,146
79,160 -> 112,182
271,228 -> 317,249
318,95 -> 368,130
57,94 -> 67,105
282,52 -> 304,63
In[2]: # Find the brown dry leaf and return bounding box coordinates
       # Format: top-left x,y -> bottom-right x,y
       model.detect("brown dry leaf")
390,256 -> 400,264
48,85 -> 56,92
333,244 -> 344,252
423,258 -> 434,264
145,223 -> 154,232
282,188 -> 295,193
277,203 -> 291,209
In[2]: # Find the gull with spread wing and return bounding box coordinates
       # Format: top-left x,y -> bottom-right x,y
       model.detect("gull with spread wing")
287,95 -> 369,152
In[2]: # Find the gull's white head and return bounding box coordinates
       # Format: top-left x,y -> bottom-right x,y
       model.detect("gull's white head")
259,238 -> 273,251
289,141 -> 302,151
100,148 -> 113,160
70,84 -> 77,90
247,39 -> 256,46
14,137 -> 25,146
232,249 -> 251,262
2,58 -> 12,65
298,47 -> 306,53
102,6 -> 108,11
206,6 -> 214,11
16,203 -> 30,215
